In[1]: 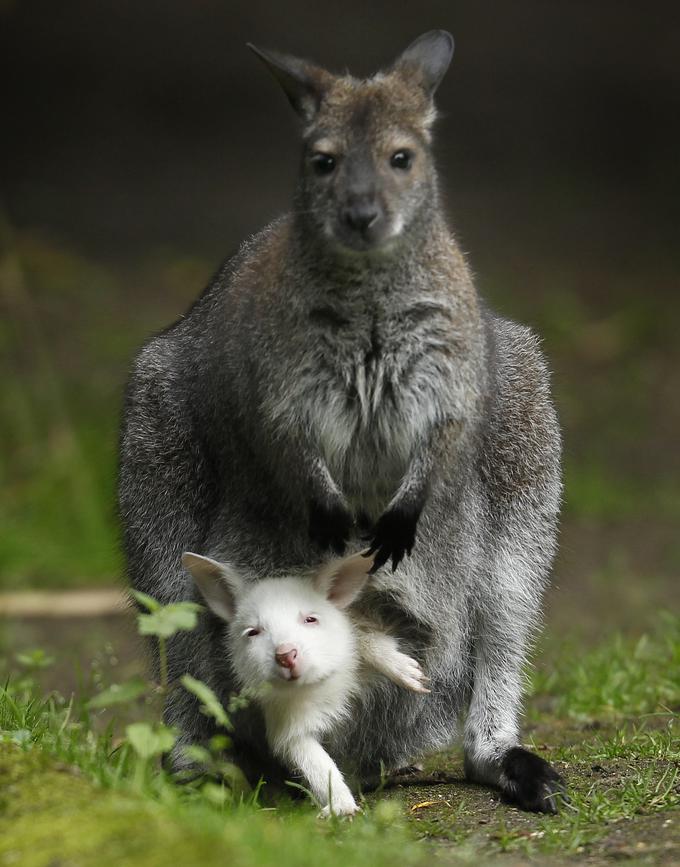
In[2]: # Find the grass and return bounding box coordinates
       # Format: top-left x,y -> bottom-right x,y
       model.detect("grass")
1,616 -> 679,865
529,612 -> 680,722
0,747 -> 427,867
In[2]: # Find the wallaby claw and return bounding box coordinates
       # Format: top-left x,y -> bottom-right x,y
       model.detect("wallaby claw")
366,503 -> 420,573
500,747 -> 568,814
309,497 -> 353,555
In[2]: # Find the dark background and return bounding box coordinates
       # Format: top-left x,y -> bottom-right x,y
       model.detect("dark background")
0,1 -> 678,637
2,0 -> 678,264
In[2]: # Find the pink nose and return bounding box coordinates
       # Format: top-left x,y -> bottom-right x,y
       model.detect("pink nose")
275,644 -> 298,670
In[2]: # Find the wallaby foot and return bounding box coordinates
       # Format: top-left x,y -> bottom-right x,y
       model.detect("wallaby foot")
500,747 -> 567,814
392,762 -> 424,775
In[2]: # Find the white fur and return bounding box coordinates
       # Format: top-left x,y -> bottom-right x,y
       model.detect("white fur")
183,550 -> 429,817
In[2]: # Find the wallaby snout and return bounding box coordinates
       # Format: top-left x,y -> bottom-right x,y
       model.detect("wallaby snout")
275,644 -> 299,670
343,201 -> 381,235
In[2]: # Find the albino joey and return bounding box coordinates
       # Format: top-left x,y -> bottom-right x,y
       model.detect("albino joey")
182,549 -> 429,817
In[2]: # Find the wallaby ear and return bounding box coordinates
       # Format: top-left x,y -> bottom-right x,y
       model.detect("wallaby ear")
393,30 -> 454,98
247,43 -> 332,123
313,549 -> 376,610
182,552 -> 243,621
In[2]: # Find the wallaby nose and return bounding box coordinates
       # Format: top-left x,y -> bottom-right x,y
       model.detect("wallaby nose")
275,644 -> 298,670
343,204 -> 380,234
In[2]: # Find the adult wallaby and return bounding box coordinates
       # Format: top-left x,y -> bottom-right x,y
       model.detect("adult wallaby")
119,30 -> 566,812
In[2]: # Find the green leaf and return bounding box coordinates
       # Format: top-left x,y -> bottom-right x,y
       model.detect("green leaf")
215,761 -> 250,797
209,734 -> 231,752
125,722 -> 177,760
15,649 -> 55,669
87,677 -> 147,709
130,590 -> 160,612
180,675 -> 230,729
200,781 -> 232,807
182,744 -> 212,766
137,602 -> 202,639
5,729 -> 32,746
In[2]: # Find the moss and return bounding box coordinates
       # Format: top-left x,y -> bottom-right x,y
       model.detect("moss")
0,745 -> 430,867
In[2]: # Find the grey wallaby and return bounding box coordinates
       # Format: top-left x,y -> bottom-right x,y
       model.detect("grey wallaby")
118,30 -> 566,812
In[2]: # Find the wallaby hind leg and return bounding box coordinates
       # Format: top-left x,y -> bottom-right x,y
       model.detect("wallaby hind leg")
119,350 -> 220,754
358,631 -> 430,694
463,576 -> 567,813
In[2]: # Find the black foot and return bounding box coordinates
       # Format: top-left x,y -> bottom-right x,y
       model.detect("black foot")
309,497 -> 353,555
501,747 -> 567,814
365,503 -> 420,573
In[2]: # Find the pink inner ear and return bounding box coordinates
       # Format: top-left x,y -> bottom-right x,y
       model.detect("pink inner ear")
321,549 -> 375,608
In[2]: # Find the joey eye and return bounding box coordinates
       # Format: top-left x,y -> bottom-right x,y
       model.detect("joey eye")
304,615 -> 319,625
311,153 -> 336,175
244,627 -> 261,638
390,150 -> 413,170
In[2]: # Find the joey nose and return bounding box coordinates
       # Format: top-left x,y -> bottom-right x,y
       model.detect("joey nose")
275,644 -> 298,670
343,204 -> 380,234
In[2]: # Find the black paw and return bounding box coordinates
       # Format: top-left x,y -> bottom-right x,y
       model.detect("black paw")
309,497 -> 353,555
365,503 -> 420,573
501,747 -> 567,814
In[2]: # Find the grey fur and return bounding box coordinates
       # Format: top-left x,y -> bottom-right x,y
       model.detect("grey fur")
118,31 -> 564,811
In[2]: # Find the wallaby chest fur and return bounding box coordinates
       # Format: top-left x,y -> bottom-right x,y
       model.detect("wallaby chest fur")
184,215 -> 483,521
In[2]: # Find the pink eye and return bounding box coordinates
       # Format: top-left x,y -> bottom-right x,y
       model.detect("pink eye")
304,616 -> 319,625
244,627 -> 261,638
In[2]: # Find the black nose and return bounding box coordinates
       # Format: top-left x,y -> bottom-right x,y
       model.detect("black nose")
343,204 -> 380,234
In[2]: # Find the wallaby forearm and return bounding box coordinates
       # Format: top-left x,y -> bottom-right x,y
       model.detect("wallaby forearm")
367,418 -> 466,571
273,732 -> 358,816
356,629 -> 430,694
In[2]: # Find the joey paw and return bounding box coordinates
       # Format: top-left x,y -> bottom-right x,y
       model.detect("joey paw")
309,497 -> 353,555
389,652 -> 430,694
501,747 -> 568,814
318,799 -> 361,820
365,503 -> 420,573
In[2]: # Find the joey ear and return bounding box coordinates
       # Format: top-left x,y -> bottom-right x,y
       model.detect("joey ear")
181,552 -> 243,621
313,549 -> 376,609
247,43 -> 332,123
393,30 -> 454,98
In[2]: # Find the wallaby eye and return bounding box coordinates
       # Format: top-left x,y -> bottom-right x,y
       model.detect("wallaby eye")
390,150 -> 413,170
304,615 -> 319,625
243,627 -> 261,638
311,153 -> 336,175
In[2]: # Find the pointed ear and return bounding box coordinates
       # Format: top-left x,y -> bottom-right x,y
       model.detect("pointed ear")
247,43 -> 332,123
393,30 -> 454,98
182,552 -> 244,621
313,549 -> 376,610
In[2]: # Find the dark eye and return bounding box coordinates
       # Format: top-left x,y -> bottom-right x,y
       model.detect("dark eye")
304,616 -> 319,625
244,627 -> 261,638
311,153 -> 336,175
390,150 -> 413,170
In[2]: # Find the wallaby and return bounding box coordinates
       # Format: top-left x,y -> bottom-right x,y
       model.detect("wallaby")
182,549 -> 428,817
119,30 -> 566,813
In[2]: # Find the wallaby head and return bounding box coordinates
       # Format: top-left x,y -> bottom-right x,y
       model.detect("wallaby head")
182,550 -> 376,689
249,30 -> 454,254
